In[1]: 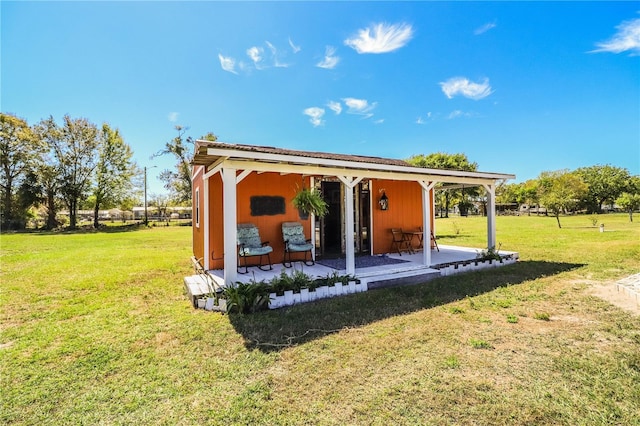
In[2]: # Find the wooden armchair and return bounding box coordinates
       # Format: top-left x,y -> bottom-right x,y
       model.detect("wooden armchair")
391,228 -> 413,256
282,221 -> 314,267
237,223 -> 273,274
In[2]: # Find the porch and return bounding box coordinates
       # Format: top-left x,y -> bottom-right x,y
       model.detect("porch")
207,244 -> 519,290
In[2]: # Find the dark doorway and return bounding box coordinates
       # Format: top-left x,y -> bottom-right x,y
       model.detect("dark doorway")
357,182 -> 371,254
321,181 -> 342,256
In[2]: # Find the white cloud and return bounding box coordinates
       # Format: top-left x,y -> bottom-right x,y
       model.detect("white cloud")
218,54 -> 238,74
343,97 -> 377,118
373,119 -> 384,124
591,17 -> 640,55
446,110 -> 478,119
246,46 -> 264,68
344,22 -> 413,54
416,112 -> 433,124
289,37 -> 301,53
327,101 -> 342,114
440,77 -> 493,100
244,42 -> 290,70
303,107 -> 325,127
167,112 -> 179,122
474,21 -> 496,35
265,41 -> 288,68
317,46 -> 340,69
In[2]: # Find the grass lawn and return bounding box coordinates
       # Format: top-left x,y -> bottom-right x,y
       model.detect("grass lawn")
1,214 -> 639,425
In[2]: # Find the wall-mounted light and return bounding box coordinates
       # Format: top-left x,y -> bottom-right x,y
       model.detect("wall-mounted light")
379,190 -> 389,211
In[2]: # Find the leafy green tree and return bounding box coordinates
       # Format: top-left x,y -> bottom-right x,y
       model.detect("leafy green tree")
154,126 -> 217,203
616,192 -> 640,222
15,170 -> 43,228
496,181 -> 518,205
575,165 -> 631,213
521,179 -> 541,215
91,124 -> 136,228
37,115 -> 100,229
627,176 -> 640,194
38,162 -> 62,229
0,113 -> 44,229
500,180 -> 541,216
537,170 -> 588,228
406,152 -> 478,217
148,193 -> 169,221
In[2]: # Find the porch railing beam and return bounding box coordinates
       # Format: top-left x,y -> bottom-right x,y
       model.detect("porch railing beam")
203,174 -> 210,270
483,183 -> 497,249
419,181 -> 437,267
337,176 -> 363,276
236,169 -> 251,184
222,167 -> 238,285
221,159 -> 498,187
204,157 -> 227,179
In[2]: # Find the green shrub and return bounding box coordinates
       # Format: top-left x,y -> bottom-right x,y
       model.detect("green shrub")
534,312 -> 551,321
469,338 -> 493,349
476,244 -> 502,262
224,280 -> 270,314
444,355 -> 460,369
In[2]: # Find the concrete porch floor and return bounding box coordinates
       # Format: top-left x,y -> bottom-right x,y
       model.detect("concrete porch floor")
207,245 -> 519,289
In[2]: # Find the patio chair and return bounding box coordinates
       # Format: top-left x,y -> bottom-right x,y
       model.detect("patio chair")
282,221 -> 314,267
391,228 -> 413,256
418,227 -> 439,252
237,223 -> 273,274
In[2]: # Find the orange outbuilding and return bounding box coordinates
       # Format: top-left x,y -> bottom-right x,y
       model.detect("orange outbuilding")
192,141 -> 514,286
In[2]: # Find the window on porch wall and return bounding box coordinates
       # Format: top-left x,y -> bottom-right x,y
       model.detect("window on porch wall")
195,187 -> 200,228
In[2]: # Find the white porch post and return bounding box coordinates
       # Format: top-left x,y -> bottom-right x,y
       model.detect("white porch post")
203,175 -> 210,269
419,181 -> 437,267
484,183 -> 496,249
310,176 -> 316,261
222,167 -> 238,285
338,176 -> 363,276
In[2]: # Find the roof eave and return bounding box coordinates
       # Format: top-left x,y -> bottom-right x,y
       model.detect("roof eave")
193,140 -> 515,182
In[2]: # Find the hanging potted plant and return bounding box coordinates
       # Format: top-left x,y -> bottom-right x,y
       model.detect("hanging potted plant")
292,186 -> 329,220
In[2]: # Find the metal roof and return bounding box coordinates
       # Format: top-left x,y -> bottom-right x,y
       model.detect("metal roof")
193,140 -> 515,183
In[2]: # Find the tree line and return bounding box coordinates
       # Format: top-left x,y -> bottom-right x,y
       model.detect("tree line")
1,114 -> 216,231
1,113 -> 140,230
407,153 -> 640,228
3,114 -> 637,231
497,166 -> 640,227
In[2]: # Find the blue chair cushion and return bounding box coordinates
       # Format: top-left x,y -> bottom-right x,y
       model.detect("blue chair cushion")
282,222 -> 310,247
237,224 -> 263,248
287,242 -> 313,252
239,245 -> 273,257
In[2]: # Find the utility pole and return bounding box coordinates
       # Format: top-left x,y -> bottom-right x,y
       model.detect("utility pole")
144,165 -> 157,225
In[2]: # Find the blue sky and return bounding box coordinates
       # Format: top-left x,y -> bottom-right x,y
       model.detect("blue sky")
2,1 -> 639,196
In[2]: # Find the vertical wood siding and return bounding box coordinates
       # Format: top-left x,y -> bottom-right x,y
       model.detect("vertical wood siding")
193,168 -> 437,269
371,179 -> 435,254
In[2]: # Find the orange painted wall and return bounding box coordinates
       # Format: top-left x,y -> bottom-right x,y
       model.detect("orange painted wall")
192,168 -> 437,269
208,173 -> 224,269
371,179 -> 435,255
236,172 -> 310,265
203,171 -> 312,269
192,166 -> 205,264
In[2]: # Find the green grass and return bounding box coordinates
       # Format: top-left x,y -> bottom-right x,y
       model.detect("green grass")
1,214 -> 639,425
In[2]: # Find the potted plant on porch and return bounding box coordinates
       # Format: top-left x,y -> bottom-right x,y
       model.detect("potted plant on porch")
292,186 -> 328,220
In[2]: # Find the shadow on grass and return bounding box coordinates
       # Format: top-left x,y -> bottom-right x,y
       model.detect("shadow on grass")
228,260 -> 583,352
434,234 -> 467,240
